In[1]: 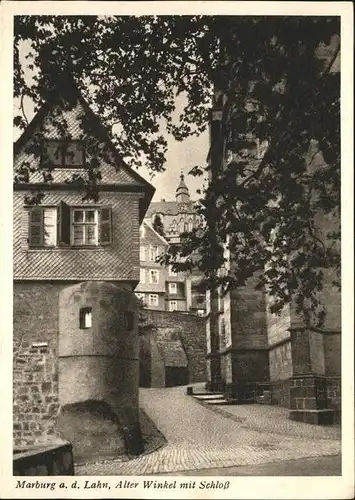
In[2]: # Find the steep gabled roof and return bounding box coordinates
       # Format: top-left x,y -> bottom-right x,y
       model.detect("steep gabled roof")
143,221 -> 169,247
14,73 -> 155,220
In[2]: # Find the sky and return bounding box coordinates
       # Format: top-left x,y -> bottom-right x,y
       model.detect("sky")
146,104 -> 209,203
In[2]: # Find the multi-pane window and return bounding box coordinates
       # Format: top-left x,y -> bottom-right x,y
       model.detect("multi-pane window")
149,269 -> 159,284
169,300 -> 178,312
140,245 -> 146,261
72,209 -> 98,246
42,140 -> 85,168
168,265 -> 177,277
149,294 -> 159,307
28,203 -> 112,248
169,282 -> 177,295
149,245 -> 158,261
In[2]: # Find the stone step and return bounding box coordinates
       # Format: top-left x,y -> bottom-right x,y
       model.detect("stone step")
191,391 -> 223,397
193,394 -> 224,401
205,399 -> 235,405
193,396 -> 241,406
193,393 -> 255,406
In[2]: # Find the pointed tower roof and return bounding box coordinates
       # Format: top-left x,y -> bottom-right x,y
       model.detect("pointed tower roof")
175,171 -> 190,202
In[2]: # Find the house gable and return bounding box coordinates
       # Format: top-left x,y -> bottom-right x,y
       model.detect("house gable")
14,76 -> 155,218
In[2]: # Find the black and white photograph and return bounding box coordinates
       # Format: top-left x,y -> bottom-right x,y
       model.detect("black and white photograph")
0,1 -> 353,499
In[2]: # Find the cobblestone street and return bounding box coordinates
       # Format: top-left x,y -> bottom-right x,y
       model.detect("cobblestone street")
76,385 -> 341,475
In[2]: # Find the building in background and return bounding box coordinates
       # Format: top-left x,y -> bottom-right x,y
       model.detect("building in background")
145,172 -> 200,244
135,221 -> 192,312
144,174 -> 206,315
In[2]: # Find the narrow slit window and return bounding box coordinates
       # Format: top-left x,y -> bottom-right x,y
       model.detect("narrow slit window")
80,307 -> 92,329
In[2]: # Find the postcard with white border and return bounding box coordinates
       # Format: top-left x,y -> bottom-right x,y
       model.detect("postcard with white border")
0,1 -> 354,499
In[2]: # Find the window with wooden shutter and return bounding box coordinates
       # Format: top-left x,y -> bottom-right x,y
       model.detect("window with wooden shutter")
27,204 -> 112,248
28,208 -> 44,247
57,201 -> 71,245
28,207 -> 57,247
43,208 -> 57,246
99,207 -> 112,245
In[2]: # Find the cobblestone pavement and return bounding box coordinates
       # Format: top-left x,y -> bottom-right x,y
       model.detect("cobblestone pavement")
191,383 -> 341,440
76,386 -> 341,476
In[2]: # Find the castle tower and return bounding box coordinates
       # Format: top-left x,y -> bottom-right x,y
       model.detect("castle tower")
175,171 -> 190,204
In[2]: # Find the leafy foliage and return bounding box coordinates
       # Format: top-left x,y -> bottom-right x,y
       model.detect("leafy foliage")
152,214 -> 165,238
14,15 -> 340,329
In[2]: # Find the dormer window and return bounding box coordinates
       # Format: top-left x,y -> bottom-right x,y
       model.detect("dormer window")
42,140 -> 85,168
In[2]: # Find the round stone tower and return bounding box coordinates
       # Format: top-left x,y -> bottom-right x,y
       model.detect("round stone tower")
56,281 -> 143,461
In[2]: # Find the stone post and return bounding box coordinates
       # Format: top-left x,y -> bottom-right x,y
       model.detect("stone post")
289,328 -> 334,425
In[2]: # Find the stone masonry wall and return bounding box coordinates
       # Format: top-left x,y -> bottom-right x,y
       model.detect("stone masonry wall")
266,301 -> 291,346
269,379 -> 290,407
323,333 -> 341,377
14,282 -> 62,447
13,342 -> 59,448
269,342 -> 293,381
13,280 -> 132,448
230,279 -> 268,350
326,377 -> 341,423
143,310 -> 206,383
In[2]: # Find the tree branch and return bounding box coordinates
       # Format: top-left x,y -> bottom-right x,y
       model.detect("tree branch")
19,91 -> 29,127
